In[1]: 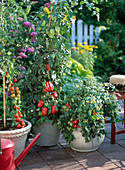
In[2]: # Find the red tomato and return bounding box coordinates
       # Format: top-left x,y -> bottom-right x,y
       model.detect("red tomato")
52,91 -> 58,98
46,64 -> 50,70
16,117 -> 21,122
10,86 -> 14,91
74,120 -> 78,124
42,107 -> 48,116
14,114 -> 18,118
17,124 -> 21,128
16,106 -> 20,110
19,114 -> 22,118
13,79 -> 18,83
37,100 -> 44,108
17,111 -> 21,114
51,105 -> 58,114
14,105 -> 17,109
10,83 -> 13,86
73,124 -> 77,128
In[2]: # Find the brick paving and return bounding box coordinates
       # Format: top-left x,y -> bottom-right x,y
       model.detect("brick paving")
17,101 -> 125,170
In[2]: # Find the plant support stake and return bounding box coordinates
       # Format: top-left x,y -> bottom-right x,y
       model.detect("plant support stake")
1,0 -> 6,128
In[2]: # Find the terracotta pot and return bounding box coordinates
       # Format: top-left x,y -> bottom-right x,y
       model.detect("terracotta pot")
71,128 -> 105,152
0,119 -> 32,159
34,120 -> 60,146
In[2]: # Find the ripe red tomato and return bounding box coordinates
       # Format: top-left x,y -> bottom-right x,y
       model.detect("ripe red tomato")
16,106 -> 20,110
37,100 -> 44,108
10,83 -> 13,86
17,111 -> 21,114
14,114 -> 18,118
16,87 -> 19,91
73,124 -> 77,128
52,91 -> 58,98
19,114 -> 22,118
17,124 -> 21,128
16,117 -> 21,122
13,79 -> 18,83
74,120 -> 78,124
51,105 -> 58,114
14,105 -> 17,109
42,107 -> 47,116
11,94 -> 15,98
10,86 -> 14,91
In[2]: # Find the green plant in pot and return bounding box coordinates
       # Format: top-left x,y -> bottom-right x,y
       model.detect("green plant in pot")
57,75 -> 121,152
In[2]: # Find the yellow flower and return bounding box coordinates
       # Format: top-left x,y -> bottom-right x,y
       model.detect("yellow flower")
0,52 -> 3,55
7,51 -> 11,55
75,47 -> 79,50
64,15 -> 68,21
77,42 -> 82,46
2,44 -> 5,47
73,42 -> 76,44
95,55 -> 97,58
44,7 -> 50,14
83,42 -> 87,44
86,100 -> 89,103
80,49 -> 84,54
73,16 -> 76,20
94,46 -> 98,48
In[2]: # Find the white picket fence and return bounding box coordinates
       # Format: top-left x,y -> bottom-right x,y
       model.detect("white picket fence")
71,19 -> 99,46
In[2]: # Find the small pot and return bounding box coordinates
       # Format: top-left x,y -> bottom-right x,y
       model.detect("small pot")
71,128 -> 105,152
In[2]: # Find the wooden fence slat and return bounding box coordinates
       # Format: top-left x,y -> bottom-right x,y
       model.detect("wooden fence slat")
77,19 -> 83,44
95,26 -> 99,44
89,25 -> 94,45
71,20 -> 76,47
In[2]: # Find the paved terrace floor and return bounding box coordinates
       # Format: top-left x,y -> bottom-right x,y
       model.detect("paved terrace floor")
17,101 -> 125,170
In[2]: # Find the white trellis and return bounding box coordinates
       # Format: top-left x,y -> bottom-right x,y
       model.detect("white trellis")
71,19 -> 99,46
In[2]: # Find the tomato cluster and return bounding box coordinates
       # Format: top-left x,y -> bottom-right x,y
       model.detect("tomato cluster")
71,119 -> 79,128
10,79 -> 25,128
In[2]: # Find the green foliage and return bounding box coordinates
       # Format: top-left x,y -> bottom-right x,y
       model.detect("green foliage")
57,76 -> 121,144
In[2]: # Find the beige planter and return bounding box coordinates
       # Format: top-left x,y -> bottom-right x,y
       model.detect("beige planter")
0,119 -> 32,159
71,128 -> 105,152
34,120 -> 60,146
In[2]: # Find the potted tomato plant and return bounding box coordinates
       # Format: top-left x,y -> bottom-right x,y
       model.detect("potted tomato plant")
57,75 -> 121,152
0,0 -> 37,158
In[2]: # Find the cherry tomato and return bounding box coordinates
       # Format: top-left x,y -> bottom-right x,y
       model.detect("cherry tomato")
10,87 -> 14,91
16,106 -> 20,110
19,114 -> 22,118
16,87 -> 19,91
17,111 -> 21,114
14,105 -> 17,109
46,64 -> 50,70
17,91 -> 21,94
10,83 -> 13,86
16,117 -> 21,122
14,114 -> 18,118
17,124 -> 21,128
21,122 -> 26,126
13,79 -> 18,83
74,120 -> 78,124
11,94 -> 15,98
21,126 -> 25,128
11,91 -> 15,94
17,94 -> 20,98
73,124 -> 77,128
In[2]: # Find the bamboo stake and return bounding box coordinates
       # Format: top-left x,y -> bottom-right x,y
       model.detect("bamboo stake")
1,0 -> 6,128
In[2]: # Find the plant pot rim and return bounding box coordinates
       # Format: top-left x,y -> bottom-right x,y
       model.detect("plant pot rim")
0,119 -> 32,134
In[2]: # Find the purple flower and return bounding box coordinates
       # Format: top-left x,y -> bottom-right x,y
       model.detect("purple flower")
20,49 -> 27,52
19,52 -> 28,58
8,91 -> 11,96
19,73 -> 23,78
31,37 -> 36,43
18,17 -> 23,21
15,30 -> 18,33
26,47 -> 34,53
12,55 -> 16,59
20,66 -> 26,70
31,32 -> 37,36
31,24 -> 35,31
37,50 -> 40,54
23,22 -> 31,27
5,44 -> 9,47
9,30 -> 14,37
22,71 -> 25,74
58,34 -> 62,38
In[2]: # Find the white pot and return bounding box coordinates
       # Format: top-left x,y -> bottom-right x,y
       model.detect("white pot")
71,128 -> 105,152
0,119 -> 32,159
34,120 -> 60,146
